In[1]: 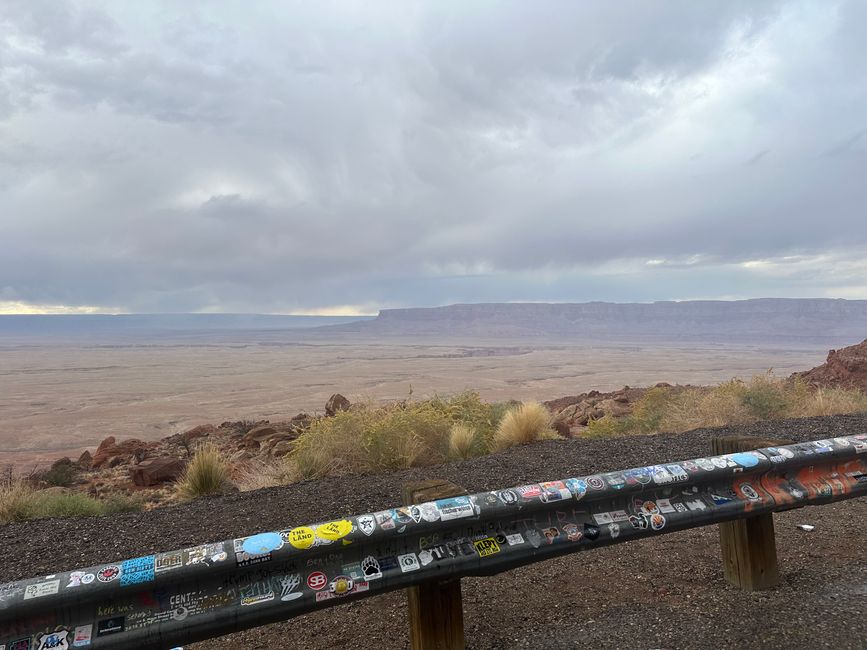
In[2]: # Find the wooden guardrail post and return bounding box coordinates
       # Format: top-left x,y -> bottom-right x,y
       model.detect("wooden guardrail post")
401,479 -> 468,650
712,435 -> 791,591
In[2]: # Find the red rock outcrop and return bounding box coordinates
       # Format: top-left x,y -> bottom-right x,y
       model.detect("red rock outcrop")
130,457 -> 187,487
796,339 -> 867,391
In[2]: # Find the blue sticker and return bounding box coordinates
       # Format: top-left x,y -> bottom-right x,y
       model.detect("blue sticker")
120,556 -> 155,586
241,532 -> 283,555
730,453 -> 760,468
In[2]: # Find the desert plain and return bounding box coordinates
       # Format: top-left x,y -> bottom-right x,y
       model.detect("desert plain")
0,333 -> 832,467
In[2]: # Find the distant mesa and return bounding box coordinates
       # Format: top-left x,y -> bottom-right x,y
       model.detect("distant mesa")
318,298 -> 867,343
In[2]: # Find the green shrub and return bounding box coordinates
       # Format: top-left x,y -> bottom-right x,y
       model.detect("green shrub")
34,463 -> 78,488
0,482 -> 143,524
293,391 -> 505,479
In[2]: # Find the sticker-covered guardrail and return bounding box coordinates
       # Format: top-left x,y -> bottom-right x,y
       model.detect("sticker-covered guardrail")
2,434 -> 867,649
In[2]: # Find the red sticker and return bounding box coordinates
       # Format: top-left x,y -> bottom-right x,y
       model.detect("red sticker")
306,571 -> 327,591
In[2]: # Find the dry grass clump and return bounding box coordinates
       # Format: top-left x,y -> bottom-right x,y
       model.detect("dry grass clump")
233,458 -> 298,492
292,391 -> 505,479
448,423 -> 484,460
586,372 -> 867,437
0,480 -> 141,524
491,401 -> 559,451
176,444 -> 232,501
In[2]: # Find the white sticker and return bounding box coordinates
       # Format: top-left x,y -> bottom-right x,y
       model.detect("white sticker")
592,512 -> 613,525
23,579 -> 60,600
73,624 -> 93,647
398,553 -> 421,572
657,499 -> 676,514
505,533 -> 525,545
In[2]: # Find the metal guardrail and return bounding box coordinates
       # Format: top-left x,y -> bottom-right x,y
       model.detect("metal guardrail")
2,434 -> 866,649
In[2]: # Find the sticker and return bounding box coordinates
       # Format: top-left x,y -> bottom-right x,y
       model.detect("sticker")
35,631 -> 68,650
239,579 -> 274,606
685,499 -> 707,511
233,539 -> 271,567
517,485 -> 542,500
583,523 -> 600,540
288,526 -> 316,550
120,556 -> 155,587
665,464 -> 689,481
629,514 -> 649,530
24,579 -> 60,599
96,617 -> 124,637
505,533 -> 525,545
608,523 -> 620,539
316,520 -> 353,541
586,476 -> 605,490
306,571 -> 328,591
540,481 -> 571,502
186,543 -> 226,566
80,573 -> 95,585
72,624 -> 92,647
398,553 -> 421,572
9,640 -> 30,650
276,573 -> 303,601
473,538 -> 501,557
564,478 -> 587,500
356,515 -> 376,535
695,458 -> 716,471
329,575 -> 354,596
624,468 -> 652,485
650,513 -> 666,531
681,460 -> 700,473
361,556 -> 382,579
525,529 -> 542,548
498,489 -> 519,505
543,527 -> 560,544
651,466 -> 674,484
374,512 -> 395,530
656,499 -> 676,514
592,512 -> 613,525
391,507 -> 414,525
315,580 -> 368,602
419,550 -> 434,566
641,501 -> 660,515
242,532 -> 284,555
418,502 -> 440,522
711,457 -> 729,469
610,510 -> 630,522
740,484 -> 760,501
437,496 -> 474,521
155,552 -> 183,573
562,523 -> 583,542
730,453 -> 760,468
604,473 -> 626,490
66,572 -> 86,588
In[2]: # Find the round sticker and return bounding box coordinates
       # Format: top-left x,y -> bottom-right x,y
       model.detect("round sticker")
81,573 -> 95,585
330,575 -> 353,596
97,566 -> 120,583
641,501 -> 659,515
650,514 -> 666,531
306,571 -> 327,590
241,532 -> 283,555
288,526 -> 316,550
316,520 -> 353,541
587,476 -> 605,490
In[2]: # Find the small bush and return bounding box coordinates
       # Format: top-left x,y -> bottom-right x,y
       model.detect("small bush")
292,391 -> 505,479
491,401 -> 559,451
448,423 -> 484,460
34,463 -> 78,488
176,444 -> 232,501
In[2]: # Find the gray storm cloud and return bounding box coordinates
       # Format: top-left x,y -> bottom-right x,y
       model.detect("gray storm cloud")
1,0 -> 865,313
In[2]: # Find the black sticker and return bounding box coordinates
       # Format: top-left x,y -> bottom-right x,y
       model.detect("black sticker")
97,616 -> 125,636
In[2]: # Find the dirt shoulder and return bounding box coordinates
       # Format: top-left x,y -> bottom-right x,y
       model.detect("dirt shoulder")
2,413 -> 867,649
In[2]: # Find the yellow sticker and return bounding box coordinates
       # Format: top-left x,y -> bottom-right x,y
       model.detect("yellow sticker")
316,520 -> 353,541
287,526 -> 316,550
473,537 -> 500,558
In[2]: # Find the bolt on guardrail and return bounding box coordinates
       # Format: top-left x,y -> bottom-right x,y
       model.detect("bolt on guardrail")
1,434 -> 866,649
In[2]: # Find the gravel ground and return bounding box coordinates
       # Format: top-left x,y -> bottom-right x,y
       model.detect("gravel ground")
2,413 -> 867,649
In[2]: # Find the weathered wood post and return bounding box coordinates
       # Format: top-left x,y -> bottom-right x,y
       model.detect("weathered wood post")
401,479 -> 467,650
712,435 -> 791,591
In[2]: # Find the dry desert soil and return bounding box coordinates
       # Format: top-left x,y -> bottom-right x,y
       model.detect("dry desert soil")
1,414 -> 866,649
0,338 -> 830,465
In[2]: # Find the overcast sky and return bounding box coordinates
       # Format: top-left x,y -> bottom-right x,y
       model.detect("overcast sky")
1,1 -> 865,315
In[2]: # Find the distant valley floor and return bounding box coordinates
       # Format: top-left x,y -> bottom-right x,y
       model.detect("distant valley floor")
0,337 -> 833,465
